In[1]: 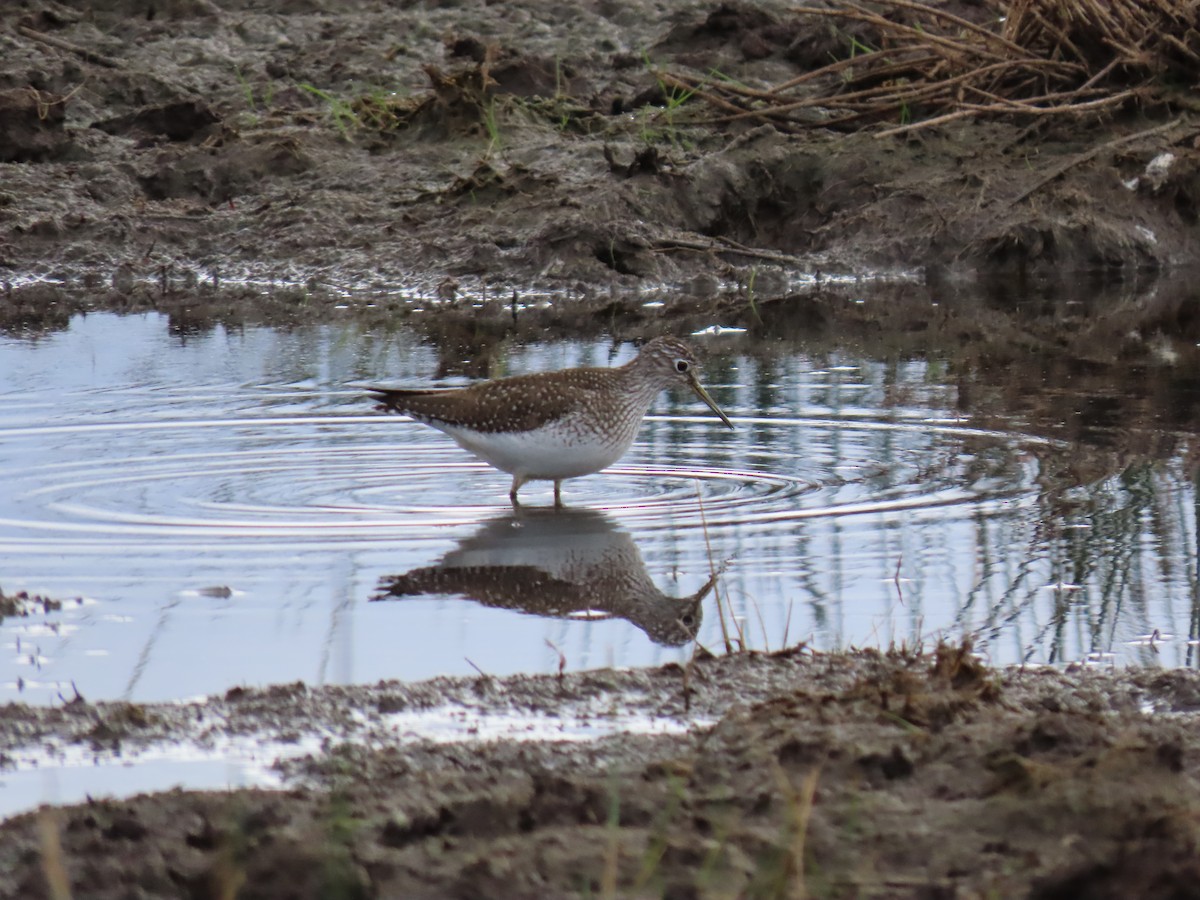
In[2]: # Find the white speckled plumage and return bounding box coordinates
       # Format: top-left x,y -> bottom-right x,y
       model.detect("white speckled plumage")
368,336 -> 734,505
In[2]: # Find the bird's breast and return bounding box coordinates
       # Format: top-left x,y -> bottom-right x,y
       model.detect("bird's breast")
438,417 -> 636,479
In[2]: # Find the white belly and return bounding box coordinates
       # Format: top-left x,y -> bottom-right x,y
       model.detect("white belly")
438,421 -> 633,481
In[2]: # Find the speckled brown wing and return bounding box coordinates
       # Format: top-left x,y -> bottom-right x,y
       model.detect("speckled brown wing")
367,368 -> 616,434
374,565 -> 585,612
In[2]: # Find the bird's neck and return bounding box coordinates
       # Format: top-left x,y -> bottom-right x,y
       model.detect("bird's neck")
616,360 -> 672,410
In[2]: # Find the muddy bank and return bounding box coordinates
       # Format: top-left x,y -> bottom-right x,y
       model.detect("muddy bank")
1,0 -> 1198,299
3,646 -> 1200,898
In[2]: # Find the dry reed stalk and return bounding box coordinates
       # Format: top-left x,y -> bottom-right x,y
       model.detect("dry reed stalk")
658,0 -> 1197,133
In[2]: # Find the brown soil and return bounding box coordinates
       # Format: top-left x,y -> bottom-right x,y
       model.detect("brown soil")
4,645 -> 1200,899
5,1 -> 1200,897
2,0 -> 1198,300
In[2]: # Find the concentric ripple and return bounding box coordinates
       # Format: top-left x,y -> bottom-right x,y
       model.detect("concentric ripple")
0,408 -> 1043,546
2,415 -> 815,545
4,313 -> 1194,708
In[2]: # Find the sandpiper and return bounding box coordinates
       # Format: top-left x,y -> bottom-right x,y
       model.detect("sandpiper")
368,336 -> 734,505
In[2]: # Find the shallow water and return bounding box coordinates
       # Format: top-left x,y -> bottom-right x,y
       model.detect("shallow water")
0,697 -> 701,821
2,308 -> 1198,706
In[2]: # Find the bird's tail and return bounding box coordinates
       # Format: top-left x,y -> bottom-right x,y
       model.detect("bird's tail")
366,387 -> 448,414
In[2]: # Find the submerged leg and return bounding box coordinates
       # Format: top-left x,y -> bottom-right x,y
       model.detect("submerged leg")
553,480 -> 564,508
510,474 -> 527,507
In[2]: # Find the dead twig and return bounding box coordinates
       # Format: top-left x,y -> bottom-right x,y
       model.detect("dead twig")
16,25 -> 123,68
1005,116 -> 1184,206
794,4 -> 1011,65
669,0 -> 1196,134
653,236 -> 810,266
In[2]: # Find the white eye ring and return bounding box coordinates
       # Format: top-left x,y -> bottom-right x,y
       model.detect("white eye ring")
674,359 -> 690,373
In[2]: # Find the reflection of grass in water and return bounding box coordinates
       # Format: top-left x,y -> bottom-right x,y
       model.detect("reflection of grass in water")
1075,462 -> 1197,657
694,476 -> 791,656
696,479 -> 743,654
964,457 -> 1197,664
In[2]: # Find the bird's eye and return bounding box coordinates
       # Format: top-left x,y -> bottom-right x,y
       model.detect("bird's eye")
674,359 -> 689,373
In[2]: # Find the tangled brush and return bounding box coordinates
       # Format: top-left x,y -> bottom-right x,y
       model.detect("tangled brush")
661,0 -> 1200,135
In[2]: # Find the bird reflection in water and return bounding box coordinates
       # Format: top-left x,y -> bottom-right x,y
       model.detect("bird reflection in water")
373,508 -> 715,646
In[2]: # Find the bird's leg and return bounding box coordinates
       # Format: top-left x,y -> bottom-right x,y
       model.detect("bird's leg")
553,480 -> 564,508
510,474 -> 527,508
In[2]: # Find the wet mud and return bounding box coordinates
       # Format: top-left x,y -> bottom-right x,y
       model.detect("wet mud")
4,645 -> 1200,898
5,0 -> 1200,896
1,0 -> 1198,298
